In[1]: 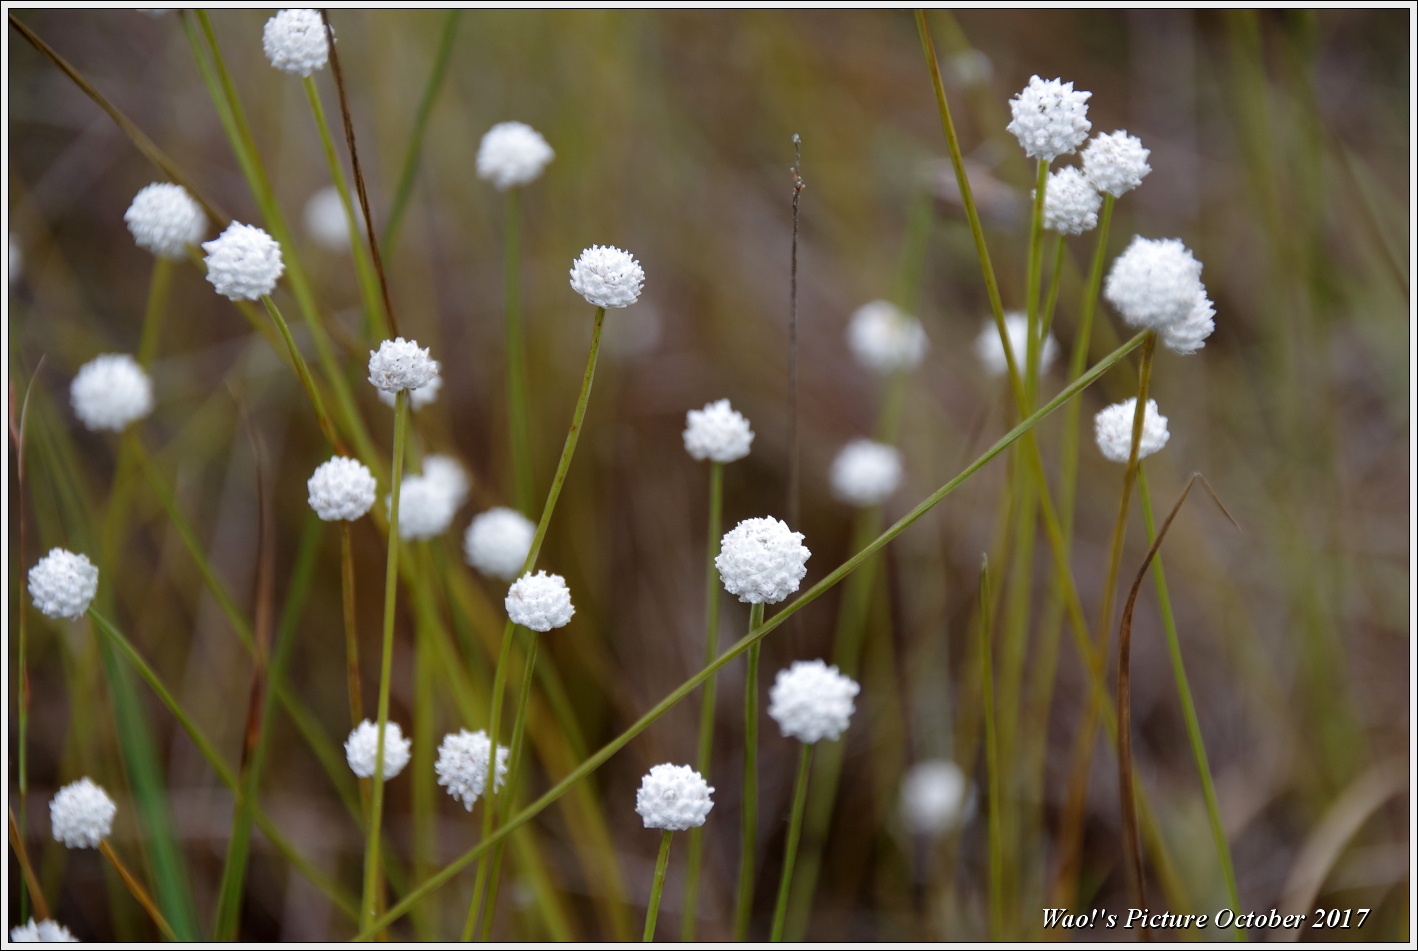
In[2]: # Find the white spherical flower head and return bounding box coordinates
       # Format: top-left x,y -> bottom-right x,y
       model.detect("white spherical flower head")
124,182 -> 206,258
845,300 -> 928,374
768,659 -> 860,744
70,353 -> 154,432
304,185 -> 357,252
901,760 -> 970,836
1094,397 -> 1170,464
974,313 -> 1059,378
683,399 -> 755,463
505,570 -> 575,632
344,719 -> 411,779
1160,288 -> 1216,355
1082,131 -> 1151,198
1007,75 -> 1091,162
1103,235 -> 1205,334
435,729 -> 509,810
388,474 -> 457,542
477,121 -> 555,190
464,507 -> 536,581
10,918 -> 79,942
28,549 -> 99,620
569,245 -> 644,309
368,337 -> 437,393
263,9 -> 328,77
202,222 -> 284,300
1040,166 -> 1101,235
50,777 -> 116,848
635,763 -> 715,832
377,371 -> 442,410
715,517 -> 810,605
830,439 -> 903,507
421,454 -> 470,511
307,456 -> 376,521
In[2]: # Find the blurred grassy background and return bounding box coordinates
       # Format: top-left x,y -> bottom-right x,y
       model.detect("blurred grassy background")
8,8 -> 1409,941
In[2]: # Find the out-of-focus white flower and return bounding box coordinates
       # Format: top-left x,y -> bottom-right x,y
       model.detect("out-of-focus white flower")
50,778 -> 115,848
1082,131 -> 1151,198
345,720 -> 411,779
367,338 -> 437,393
569,245 -> 644,309
464,507 -> 536,581
768,659 -> 859,744
304,185 -> 359,251
1006,75 -> 1091,162
263,9 -> 328,77
900,760 -> 970,836
435,729 -> 509,810
9,232 -> 21,286
125,182 -> 206,258
1040,166 -> 1101,235
10,918 -> 79,942
683,399 -> 754,463
421,454 -> 469,510
307,456 -> 376,521
28,549 -> 99,620
715,517 -> 810,605
505,570 -> 575,632
477,121 -> 555,190
845,300 -> 928,374
202,222 -> 284,300
635,763 -> 714,831
1094,397 -> 1170,463
71,354 -> 153,432
377,371 -> 441,410
388,474 -> 457,541
830,439 -> 903,507
973,313 -> 1059,378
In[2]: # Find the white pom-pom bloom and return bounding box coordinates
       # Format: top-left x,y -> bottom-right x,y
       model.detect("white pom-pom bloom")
388,474 -> 457,542
715,517 -> 810,605
263,9 -> 328,77
973,313 -> 1059,378
1103,236 -> 1206,335
1094,398 -> 1170,464
768,659 -> 860,744
344,720 -> 411,779
477,121 -> 555,190
28,549 -> 99,620
202,222 -> 284,301
464,507 -> 536,581
1082,131 -> 1151,198
1161,289 -> 1216,355
435,729 -> 509,810
505,570 -> 575,632
367,337 -> 438,393
845,300 -> 928,374
569,245 -> 644,309
307,456 -> 376,521
635,763 -> 715,832
421,454 -> 469,510
901,760 -> 970,835
70,353 -> 154,432
304,185 -> 355,251
830,439 -> 903,507
1040,166 -> 1101,235
124,183 -> 206,258
377,371 -> 442,410
1007,75 -> 1091,162
50,778 -> 116,848
683,399 -> 754,463
10,918 -> 78,942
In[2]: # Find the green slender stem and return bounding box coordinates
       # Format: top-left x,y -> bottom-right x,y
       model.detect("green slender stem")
505,189 -> 534,516
979,557 -> 1004,940
137,255 -> 174,366
770,743 -> 814,941
342,521 -> 365,731
1139,468 -> 1245,936
1025,157 -> 1050,404
643,830 -> 675,942
356,333 -> 1145,937
1040,234 -> 1066,342
362,391 -> 409,929
261,294 -> 342,453
681,460 -> 723,940
734,602 -> 766,941
465,622 -> 516,940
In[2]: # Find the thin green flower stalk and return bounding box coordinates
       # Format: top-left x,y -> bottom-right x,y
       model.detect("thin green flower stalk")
1138,467 -> 1244,933
1039,235 -> 1067,341
769,743 -> 814,941
98,838 -> 177,942
342,522 -> 366,733
504,188 -> 535,516
261,294 -> 343,453
643,830 -> 675,942
733,601 -> 766,941
979,556 -> 1004,941
361,390 -> 410,929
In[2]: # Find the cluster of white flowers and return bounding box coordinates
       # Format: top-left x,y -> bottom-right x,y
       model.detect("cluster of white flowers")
1082,131 -> 1151,198
28,549 -> 99,620
569,245 -> 644,309
345,719 -> 411,779
1006,75 -> 1091,162
263,9 -> 328,77
768,659 -> 860,744
1104,236 -> 1215,354
682,399 -> 754,463
435,729 -> 509,810
10,918 -> 78,942
367,337 -> 438,393
202,222 -> 284,301
304,185 -> 356,252
50,777 -> 116,848
71,353 -> 154,432
505,571 -> 575,632
125,183 -> 206,258
1094,397 -> 1170,463
477,121 -> 555,190
307,456 -> 377,521
715,517 -> 810,605
634,763 -> 714,831
900,760 -> 971,836
464,507 -> 536,581
377,372 -> 442,410
830,439 -> 903,507
845,300 -> 928,374
1040,166 -> 1101,235
974,313 -> 1059,379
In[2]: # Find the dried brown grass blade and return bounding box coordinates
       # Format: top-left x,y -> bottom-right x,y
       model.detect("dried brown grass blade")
9,808 -> 50,921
